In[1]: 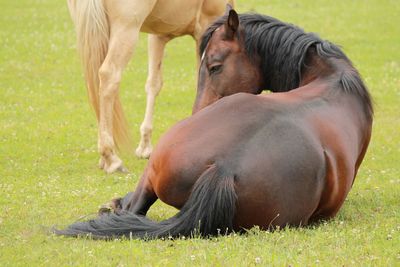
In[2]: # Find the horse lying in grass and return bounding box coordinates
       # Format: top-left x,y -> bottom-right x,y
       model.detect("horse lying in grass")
55,9 -> 373,239
66,0 -> 234,173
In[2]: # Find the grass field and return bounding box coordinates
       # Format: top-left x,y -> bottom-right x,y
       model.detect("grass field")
1,0 -> 399,265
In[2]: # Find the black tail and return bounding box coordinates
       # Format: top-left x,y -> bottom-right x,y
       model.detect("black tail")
54,165 -> 237,239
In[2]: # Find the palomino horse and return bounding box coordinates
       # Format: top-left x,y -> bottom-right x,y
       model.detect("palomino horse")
66,0 -> 234,173
55,9 -> 373,239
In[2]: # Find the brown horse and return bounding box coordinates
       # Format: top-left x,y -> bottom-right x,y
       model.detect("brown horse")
55,9 -> 373,239
67,0 -> 234,173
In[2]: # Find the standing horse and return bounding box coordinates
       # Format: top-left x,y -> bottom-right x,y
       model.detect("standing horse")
66,0 -> 234,173
55,9 -> 373,239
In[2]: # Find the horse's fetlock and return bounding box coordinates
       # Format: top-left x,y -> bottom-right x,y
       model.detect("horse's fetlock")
145,79 -> 163,95
140,124 -> 152,135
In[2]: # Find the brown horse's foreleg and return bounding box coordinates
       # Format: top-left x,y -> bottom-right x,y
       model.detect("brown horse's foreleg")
99,169 -> 158,216
136,34 -> 172,158
98,192 -> 133,215
99,189 -> 157,216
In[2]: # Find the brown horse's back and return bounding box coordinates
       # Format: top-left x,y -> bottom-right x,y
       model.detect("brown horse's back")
149,93 -> 327,229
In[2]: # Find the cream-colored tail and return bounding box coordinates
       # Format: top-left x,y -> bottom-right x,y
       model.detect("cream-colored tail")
69,0 -> 131,152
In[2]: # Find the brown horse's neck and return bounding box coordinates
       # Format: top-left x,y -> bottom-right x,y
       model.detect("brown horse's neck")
299,47 -> 338,86
296,48 -> 373,133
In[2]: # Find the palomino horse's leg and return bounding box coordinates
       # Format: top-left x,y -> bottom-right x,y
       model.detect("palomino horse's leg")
97,29 -> 139,173
136,34 -> 172,158
98,1 -> 157,173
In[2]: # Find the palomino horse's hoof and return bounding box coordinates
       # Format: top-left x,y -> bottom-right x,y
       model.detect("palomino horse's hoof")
116,165 -> 129,173
99,155 -> 129,173
135,145 -> 152,159
105,164 -> 128,174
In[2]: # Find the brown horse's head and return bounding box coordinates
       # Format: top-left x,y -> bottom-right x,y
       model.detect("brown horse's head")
192,9 -> 263,114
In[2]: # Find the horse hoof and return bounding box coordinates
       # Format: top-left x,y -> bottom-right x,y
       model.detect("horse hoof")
99,153 -> 128,174
104,164 -> 128,174
98,205 -> 112,215
116,165 -> 129,173
135,145 -> 152,159
98,198 -> 122,215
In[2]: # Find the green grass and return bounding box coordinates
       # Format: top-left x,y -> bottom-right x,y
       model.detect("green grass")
1,0 -> 399,265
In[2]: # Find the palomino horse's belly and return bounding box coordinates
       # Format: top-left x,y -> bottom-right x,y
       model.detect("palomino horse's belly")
141,0 -> 201,36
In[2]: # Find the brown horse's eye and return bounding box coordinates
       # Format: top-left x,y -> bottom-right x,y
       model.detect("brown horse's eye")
209,64 -> 223,75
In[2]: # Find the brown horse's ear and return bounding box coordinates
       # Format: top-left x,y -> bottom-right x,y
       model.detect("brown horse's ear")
224,9 -> 239,40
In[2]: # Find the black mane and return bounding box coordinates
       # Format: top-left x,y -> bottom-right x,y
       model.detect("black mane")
200,13 -> 373,120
